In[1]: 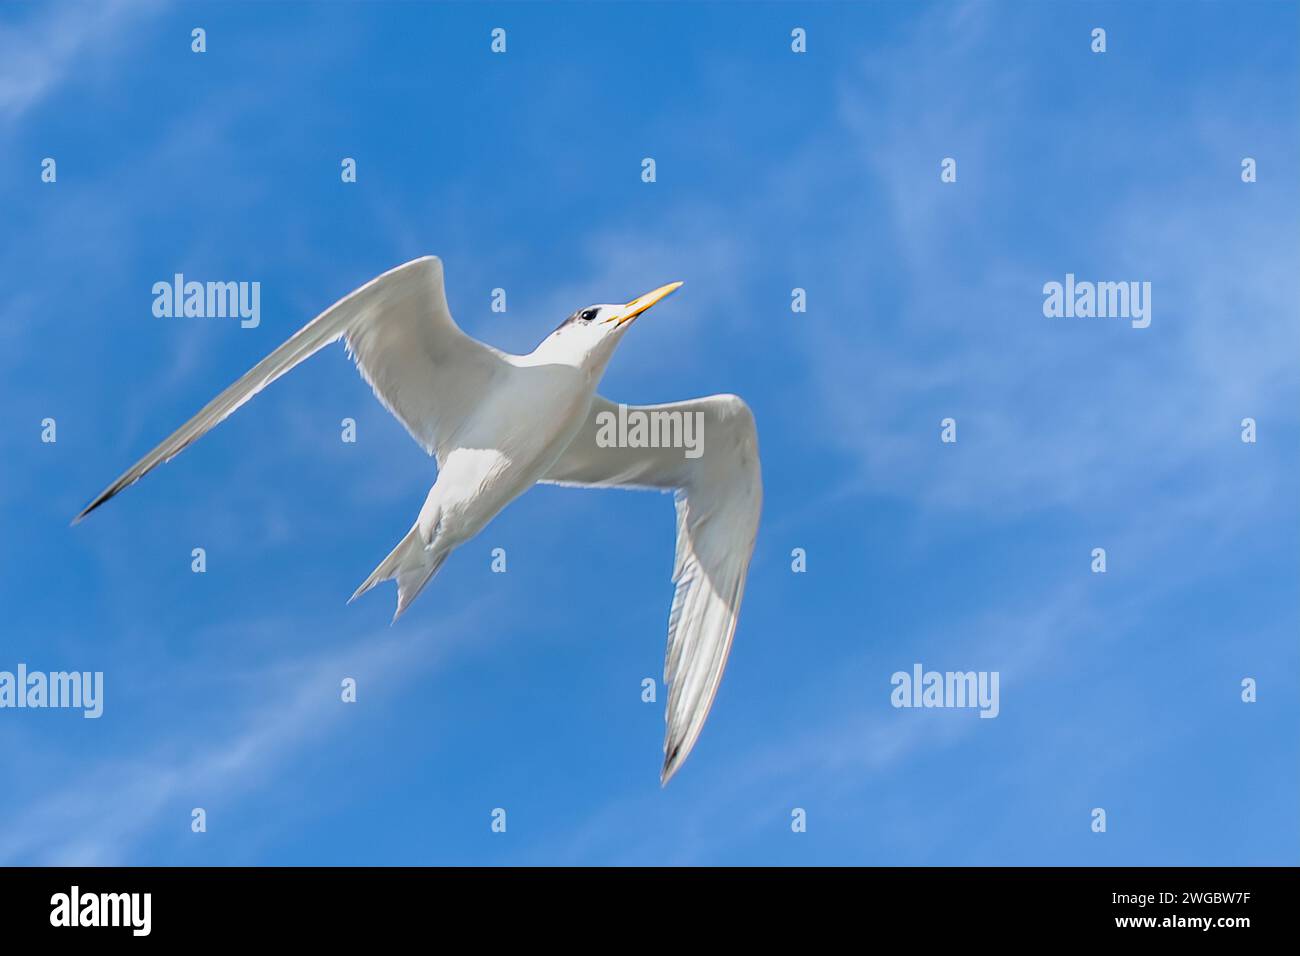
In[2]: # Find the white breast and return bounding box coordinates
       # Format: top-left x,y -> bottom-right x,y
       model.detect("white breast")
429,362 -> 593,542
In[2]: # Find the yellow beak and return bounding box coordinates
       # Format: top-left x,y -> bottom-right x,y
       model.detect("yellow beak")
606,281 -> 683,327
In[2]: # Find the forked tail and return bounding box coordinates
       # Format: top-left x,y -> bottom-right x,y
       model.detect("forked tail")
349,525 -> 449,622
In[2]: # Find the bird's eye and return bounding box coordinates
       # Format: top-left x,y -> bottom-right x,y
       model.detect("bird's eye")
580,308 -> 598,322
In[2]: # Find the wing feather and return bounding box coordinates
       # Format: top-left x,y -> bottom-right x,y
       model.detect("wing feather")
74,256 -> 501,522
542,394 -> 762,783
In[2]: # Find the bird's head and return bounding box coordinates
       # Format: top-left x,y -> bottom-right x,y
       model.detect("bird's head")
538,281 -> 683,375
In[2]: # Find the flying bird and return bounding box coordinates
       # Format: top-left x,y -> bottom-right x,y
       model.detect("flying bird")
74,257 -> 762,784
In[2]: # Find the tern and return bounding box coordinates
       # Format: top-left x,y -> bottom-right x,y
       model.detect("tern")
74,257 -> 762,783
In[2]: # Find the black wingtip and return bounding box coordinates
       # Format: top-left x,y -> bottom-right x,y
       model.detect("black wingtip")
70,499 -> 100,526
660,744 -> 683,787
71,473 -> 134,527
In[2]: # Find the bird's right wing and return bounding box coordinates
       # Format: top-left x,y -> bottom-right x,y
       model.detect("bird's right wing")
74,256 -> 505,522
541,394 -> 762,784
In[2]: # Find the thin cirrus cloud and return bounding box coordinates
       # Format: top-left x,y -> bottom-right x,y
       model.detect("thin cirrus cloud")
0,602 -> 491,865
798,11 -> 1299,520
0,0 -> 163,124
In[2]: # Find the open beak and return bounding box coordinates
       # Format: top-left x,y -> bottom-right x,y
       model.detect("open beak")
606,281 -> 683,327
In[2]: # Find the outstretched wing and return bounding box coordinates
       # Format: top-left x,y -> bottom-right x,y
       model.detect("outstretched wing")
74,256 -> 504,522
542,394 -> 762,784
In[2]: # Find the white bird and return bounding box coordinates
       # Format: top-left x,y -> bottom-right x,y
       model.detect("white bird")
74,256 -> 762,784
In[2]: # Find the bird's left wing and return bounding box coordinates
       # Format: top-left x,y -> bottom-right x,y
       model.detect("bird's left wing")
541,394 -> 762,784
74,256 -> 505,522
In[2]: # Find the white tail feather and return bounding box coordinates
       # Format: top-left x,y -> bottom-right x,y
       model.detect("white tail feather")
350,526 -> 449,622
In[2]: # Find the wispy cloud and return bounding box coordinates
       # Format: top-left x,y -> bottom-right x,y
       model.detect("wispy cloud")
0,0 -> 162,125
0,602 -> 488,865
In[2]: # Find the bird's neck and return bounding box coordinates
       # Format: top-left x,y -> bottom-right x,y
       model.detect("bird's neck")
524,337 -> 610,381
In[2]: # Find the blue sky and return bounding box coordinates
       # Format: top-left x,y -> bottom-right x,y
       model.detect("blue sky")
1,0 -> 1296,865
